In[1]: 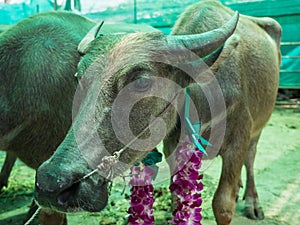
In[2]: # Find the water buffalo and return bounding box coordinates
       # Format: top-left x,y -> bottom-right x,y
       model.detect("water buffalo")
34,1 -> 281,225
0,11 -> 93,225
0,11 -> 156,225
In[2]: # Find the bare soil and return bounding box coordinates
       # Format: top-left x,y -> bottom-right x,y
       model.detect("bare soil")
0,106 -> 299,225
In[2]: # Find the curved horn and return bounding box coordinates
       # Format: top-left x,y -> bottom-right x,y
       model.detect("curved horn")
167,11 -> 239,58
78,21 -> 104,54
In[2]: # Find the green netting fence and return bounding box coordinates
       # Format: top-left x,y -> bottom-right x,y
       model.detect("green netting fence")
1,0 -> 299,88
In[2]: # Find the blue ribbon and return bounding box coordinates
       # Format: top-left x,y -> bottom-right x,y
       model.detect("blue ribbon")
184,87 -> 211,156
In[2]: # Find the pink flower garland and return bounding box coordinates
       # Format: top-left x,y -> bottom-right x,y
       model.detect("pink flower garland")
128,140 -> 203,225
128,166 -> 155,225
169,140 -> 204,225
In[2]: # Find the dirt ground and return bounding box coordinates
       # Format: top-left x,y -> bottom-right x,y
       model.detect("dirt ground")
0,106 -> 299,225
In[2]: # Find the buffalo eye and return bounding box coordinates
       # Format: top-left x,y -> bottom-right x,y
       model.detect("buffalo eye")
132,74 -> 152,92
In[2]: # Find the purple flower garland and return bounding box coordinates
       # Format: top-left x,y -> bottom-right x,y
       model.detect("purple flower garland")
169,140 -> 204,225
128,166 -> 155,225
128,140 -> 204,225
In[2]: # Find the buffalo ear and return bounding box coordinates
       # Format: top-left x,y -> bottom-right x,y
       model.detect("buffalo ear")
78,21 -> 104,55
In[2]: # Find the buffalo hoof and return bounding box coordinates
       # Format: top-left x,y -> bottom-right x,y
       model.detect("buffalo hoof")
215,210 -> 233,225
245,206 -> 264,220
244,198 -> 264,220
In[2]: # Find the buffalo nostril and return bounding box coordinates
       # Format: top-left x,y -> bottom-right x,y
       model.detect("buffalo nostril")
57,182 -> 80,206
35,181 -> 55,193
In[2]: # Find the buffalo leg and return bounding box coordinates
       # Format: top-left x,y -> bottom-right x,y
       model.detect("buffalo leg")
213,129 -> 250,225
243,135 -> 264,220
23,200 -> 39,225
0,152 -> 17,191
236,176 -> 243,202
